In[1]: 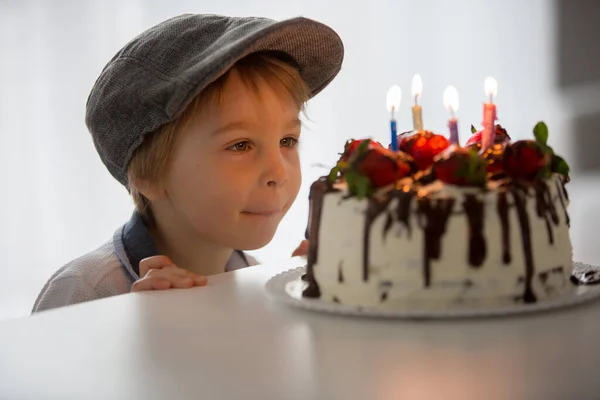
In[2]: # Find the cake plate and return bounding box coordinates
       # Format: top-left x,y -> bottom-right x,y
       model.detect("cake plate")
265,262 -> 600,319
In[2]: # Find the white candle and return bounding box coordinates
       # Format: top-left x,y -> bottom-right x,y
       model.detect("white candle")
443,85 -> 460,145
481,77 -> 498,151
386,85 -> 402,151
411,74 -> 423,131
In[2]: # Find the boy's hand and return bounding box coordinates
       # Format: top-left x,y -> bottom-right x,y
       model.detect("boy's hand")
131,255 -> 208,292
292,240 -> 309,257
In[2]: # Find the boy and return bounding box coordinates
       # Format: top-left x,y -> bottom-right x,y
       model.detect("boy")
32,13 -> 343,312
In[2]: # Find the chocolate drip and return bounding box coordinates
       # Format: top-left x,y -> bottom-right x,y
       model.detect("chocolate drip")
497,191 -> 511,264
395,190 -> 413,238
337,262 -> 344,283
380,292 -> 388,302
302,178 -> 329,298
383,212 -> 393,238
534,181 -> 559,245
560,180 -> 569,201
463,194 -> 486,267
363,197 -> 391,281
555,179 -> 570,227
510,186 -> 537,303
417,197 -> 455,287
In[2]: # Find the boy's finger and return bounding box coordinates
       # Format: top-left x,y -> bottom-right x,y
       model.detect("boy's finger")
139,255 -> 175,277
194,275 -> 208,286
131,277 -> 171,292
292,240 -> 309,257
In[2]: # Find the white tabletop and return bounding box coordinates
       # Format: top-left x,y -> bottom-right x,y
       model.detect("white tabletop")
1,254 -> 600,400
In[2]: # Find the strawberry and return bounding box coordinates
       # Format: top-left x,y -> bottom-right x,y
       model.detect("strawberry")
354,147 -> 412,187
466,124 -> 511,149
399,130 -> 450,170
433,147 -> 488,187
502,140 -> 551,180
341,139 -> 383,162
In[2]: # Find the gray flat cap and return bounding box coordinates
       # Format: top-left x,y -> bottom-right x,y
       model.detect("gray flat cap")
85,13 -> 344,187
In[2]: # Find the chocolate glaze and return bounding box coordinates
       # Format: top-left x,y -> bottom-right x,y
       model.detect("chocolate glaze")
510,185 -> 537,303
363,197 -> 392,281
383,212 -> 393,239
463,194 -> 486,267
534,181 -> 559,245
560,179 -> 569,201
555,179 -> 570,227
497,191 -> 511,264
303,178 -> 330,298
395,190 -> 413,238
417,197 -> 455,287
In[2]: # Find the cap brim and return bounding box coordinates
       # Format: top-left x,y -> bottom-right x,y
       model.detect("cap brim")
173,16 -> 344,119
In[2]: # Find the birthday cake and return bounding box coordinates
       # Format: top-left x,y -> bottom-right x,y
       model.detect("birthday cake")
302,122 -> 573,309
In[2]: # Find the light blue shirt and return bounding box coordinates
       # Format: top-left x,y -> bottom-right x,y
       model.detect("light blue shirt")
32,212 -> 256,313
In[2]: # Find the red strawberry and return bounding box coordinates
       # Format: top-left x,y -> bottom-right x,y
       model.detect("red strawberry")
354,147 -> 412,187
399,130 -> 450,170
341,139 -> 383,161
433,146 -> 488,187
466,124 -> 511,149
503,140 -> 550,180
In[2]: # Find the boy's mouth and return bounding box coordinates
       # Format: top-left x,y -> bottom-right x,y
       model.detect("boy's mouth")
241,209 -> 282,216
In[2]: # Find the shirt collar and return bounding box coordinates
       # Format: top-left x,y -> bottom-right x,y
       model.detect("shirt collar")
114,211 -> 250,280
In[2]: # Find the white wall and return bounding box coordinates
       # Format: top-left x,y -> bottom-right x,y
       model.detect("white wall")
0,0 -> 591,320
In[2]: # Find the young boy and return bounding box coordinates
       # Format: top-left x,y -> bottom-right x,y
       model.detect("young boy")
32,13 -> 343,312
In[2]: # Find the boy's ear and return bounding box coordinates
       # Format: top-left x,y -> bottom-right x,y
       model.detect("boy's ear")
131,177 -> 166,201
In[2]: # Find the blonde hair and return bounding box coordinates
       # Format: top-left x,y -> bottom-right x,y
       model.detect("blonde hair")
127,52 -> 311,224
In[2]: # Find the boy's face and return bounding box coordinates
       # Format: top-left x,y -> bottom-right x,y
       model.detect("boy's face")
153,70 -> 303,250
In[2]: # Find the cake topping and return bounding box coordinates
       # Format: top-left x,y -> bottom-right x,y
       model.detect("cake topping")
329,139 -> 414,197
433,146 -> 488,187
399,130 -> 450,170
503,140 -> 551,181
502,122 -> 570,181
466,124 -> 511,150
341,138 -> 384,161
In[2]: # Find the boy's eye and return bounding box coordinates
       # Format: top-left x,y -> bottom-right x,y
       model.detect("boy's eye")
280,137 -> 299,148
228,141 -> 251,152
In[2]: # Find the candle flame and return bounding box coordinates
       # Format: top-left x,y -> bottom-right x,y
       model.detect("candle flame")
484,77 -> 498,98
386,85 -> 402,113
443,85 -> 459,113
411,74 -> 423,100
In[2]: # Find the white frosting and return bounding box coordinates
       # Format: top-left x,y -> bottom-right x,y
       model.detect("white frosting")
311,175 -> 573,309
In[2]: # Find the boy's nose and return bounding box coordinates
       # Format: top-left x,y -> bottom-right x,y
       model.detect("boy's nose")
262,150 -> 288,188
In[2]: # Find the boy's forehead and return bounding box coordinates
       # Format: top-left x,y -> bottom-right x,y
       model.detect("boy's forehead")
204,72 -> 300,119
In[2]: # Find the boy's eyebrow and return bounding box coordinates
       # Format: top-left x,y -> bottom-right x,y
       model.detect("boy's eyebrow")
211,118 -> 302,136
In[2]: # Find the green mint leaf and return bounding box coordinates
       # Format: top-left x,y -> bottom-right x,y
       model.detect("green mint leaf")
355,174 -> 372,198
471,125 -> 477,134
552,155 -> 570,176
357,139 -> 371,155
533,121 -> 549,145
328,165 -> 340,183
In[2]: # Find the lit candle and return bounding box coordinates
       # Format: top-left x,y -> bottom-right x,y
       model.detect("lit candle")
386,85 -> 402,151
411,74 -> 423,131
481,77 -> 498,151
443,85 -> 460,145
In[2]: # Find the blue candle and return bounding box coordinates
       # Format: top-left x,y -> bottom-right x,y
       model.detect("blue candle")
386,85 -> 402,151
390,118 -> 398,151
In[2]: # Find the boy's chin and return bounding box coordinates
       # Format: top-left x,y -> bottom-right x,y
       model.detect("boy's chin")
232,231 -> 277,251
